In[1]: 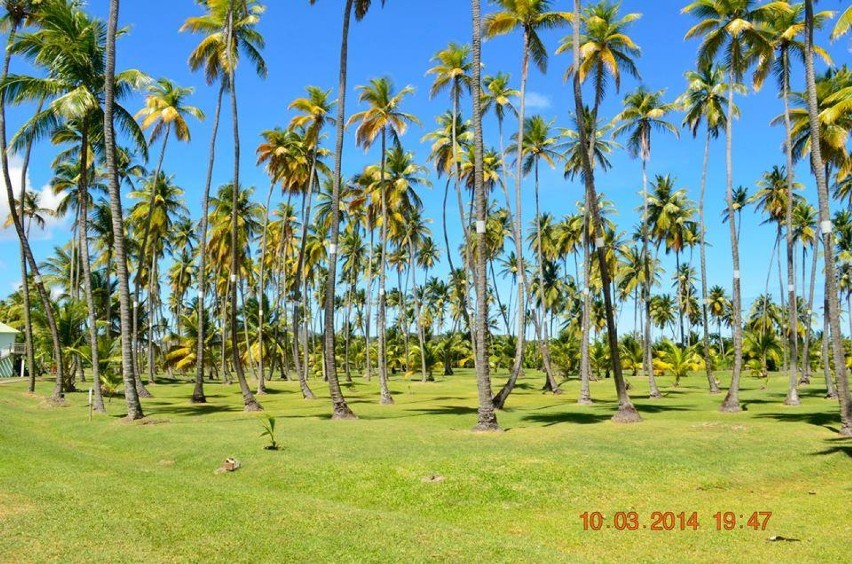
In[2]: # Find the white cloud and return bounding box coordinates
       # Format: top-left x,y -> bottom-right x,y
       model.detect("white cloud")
0,155 -> 67,241
525,91 -> 552,110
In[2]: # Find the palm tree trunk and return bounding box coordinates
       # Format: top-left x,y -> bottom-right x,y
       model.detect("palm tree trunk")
77,124 -> 105,413
191,81 -> 225,403
103,0 -> 143,419
572,0 -> 638,423
377,129 -> 393,405
822,300 -> 837,398
800,244 -> 817,384
642,157 -> 662,398
320,0 -> 356,418
226,8 -> 261,412
18,99 -> 42,394
534,161 -> 560,393
364,226 -> 374,381
804,0 -> 851,435
783,62 -> 800,405
492,28 -> 530,410
147,251 -> 157,385
698,127 -> 719,393
720,68 -> 744,413
471,0 -> 498,431
256,180 -> 276,394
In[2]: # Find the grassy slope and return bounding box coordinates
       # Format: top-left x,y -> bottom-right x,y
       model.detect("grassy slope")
0,369 -> 848,563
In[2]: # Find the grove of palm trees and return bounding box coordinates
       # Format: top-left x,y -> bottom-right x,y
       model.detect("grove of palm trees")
0,0 -> 850,560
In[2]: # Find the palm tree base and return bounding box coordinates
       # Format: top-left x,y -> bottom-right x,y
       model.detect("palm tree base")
47,395 -> 68,407
472,412 -> 501,432
648,391 -> 663,399
243,400 -> 263,412
825,392 -> 838,400
719,399 -> 742,413
331,405 -> 358,420
839,424 -> 852,437
380,394 -> 394,405
577,398 -> 593,405
190,395 -> 207,404
783,392 -> 801,406
798,375 -> 811,385
136,385 -> 153,399
611,404 -> 642,423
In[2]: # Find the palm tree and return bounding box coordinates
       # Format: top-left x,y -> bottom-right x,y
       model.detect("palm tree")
830,2 -> 851,40
104,0 -> 144,419
471,0 -> 498,431
310,0 -> 384,421
569,0 -> 639,423
613,87 -> 678,399
510,115 -> 562,393
181,0 -> 266,411
758,2 -> 831,407
133,78 -> 203,389
347,77 -> 419,405
677,61 -> 739,394
484,0 -> 570,408
683,0 -> 789,413
802,0 -> 852,436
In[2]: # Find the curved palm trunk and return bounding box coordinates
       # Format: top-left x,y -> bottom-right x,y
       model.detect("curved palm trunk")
19,99 -> 42,393
804,0 -> 851,435
104,0 -> 143,419
800,244 -> 818,385
226,13 -> 261,412
492,28 -> 530,410
192,80 -> 225,404
720,68 -> 744,413
377,130 -> 393,405
77,125 -> 105,413
641,157 -> 662,398
320,0 -> 356,418
698,127 -> 719,393
292,151 -> 318,399
364,226 -> 374,380
572,0 -> 638,423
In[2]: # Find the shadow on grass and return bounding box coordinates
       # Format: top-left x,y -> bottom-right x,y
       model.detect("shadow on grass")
154,403 -> 242,416
405,405 -> 479,416
630,403 -> 691,414
812,438 -> 852,458
754,410 -> 838,429
521,411 -> 611,427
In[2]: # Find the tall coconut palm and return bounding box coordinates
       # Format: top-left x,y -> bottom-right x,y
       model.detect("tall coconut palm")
802,0 -> 852,436
310,0 -> 383,421
830,2 -> 851,40
347,77 -> 419,405
570,0 -> 639,423
484,0 -> 570,408
104,0 -> 144,419
613,87 -> 678,399
181,0 -> 266,410
677,61 -> 740,394
757,2 -> 831,406
133,78 -> 203,390
683,0 -> 789,413
471,0 -> 498,431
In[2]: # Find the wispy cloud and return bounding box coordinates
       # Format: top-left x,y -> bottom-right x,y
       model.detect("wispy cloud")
525,91 -> 552,110
0,155 -> 67,241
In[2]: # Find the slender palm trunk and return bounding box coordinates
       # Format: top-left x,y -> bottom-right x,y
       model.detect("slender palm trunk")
77,125 -> 105,413
255,180 -> 275,394
533,162 -> 559,393
720,68 -> 744,413
822,299 -> 837,398
147,251 -> 157,385
801,245 -> 818,384
804,0 -> 851,435
572,0 -> 638,423
377,130 -> 393,405
320,0 -> 356,417
226,10 -> 261,412
492,29 -> 530,410
641,157 -> 662,398
19,99 -> 42,393
471,0 -> 498,430
781,60 -> 799,405
698,127 -> 719,393
192,81 -> 225,403
578,224 -> 593,403
103,0 -> 143,419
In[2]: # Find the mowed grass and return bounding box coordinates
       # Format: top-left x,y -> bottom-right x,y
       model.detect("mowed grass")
0,368 -> 848,563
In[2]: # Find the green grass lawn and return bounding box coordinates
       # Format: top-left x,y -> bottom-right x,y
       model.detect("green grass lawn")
0,369 -> 848,562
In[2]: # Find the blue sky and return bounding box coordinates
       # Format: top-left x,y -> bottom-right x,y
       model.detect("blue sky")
1,0 -> 850,329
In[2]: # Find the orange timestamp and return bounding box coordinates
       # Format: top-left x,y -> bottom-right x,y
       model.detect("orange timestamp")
579,511 -> 773,531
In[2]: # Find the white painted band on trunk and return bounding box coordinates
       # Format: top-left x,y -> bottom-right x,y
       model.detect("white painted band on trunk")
733,270 -> 741,280
34,275 -> 42,284
329,243 -> 337,255
821,220 -> 833,234
133,301 -> 138,308
198,291 -> 204,300
703,298 -> 711,305
379,288 -> 385,296
476,220 -> 486,234
230,274 -> 237,282
788,284 -> 795,292
595,237 -> 605,249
